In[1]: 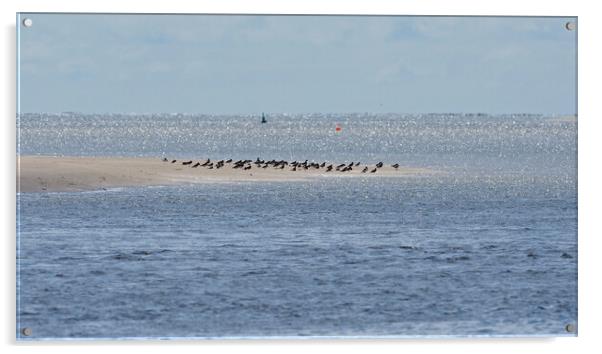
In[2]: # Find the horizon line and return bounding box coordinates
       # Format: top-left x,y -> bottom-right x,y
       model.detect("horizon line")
16,111 -> 576,116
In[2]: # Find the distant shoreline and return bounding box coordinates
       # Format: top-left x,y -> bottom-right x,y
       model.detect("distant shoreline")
17,156 -> 431,193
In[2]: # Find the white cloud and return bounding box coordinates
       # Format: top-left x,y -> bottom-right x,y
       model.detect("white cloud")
18,14 -> 576,114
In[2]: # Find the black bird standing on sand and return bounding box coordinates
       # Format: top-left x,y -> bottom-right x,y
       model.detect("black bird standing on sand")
376,162 -> 384,168
226,159 -> 232,163
171,160 -> 177,163
392,163 -> 399,169
370,168 -> 377,173
326,165 -> 333,172
201,159 -> 210,166
192,162 -> 201,168
182,160 -> 193,165
244,165 -> 252,170
362,167 -> 368,173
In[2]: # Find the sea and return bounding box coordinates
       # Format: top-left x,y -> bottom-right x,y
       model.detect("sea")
16,113 -> 577,339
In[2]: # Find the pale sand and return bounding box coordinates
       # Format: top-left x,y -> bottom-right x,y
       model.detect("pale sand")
548,115 -> 577,123
17,156 -> 431,193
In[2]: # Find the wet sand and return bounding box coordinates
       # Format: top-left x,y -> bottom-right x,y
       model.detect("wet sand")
17,156 -> 430,193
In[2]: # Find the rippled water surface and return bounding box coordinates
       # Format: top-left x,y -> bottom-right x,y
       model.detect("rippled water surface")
17,113 -> 577,338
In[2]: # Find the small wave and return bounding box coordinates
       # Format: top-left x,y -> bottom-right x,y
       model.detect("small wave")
131,249 -> 172,256
527,251 -> 538,258
109,253 -> 145,261
79,187 -> 126,194
216,243 -> 244,248
341,259 -> 368,265
367,245 -> 388,250
446,255 -> 471,262
131,250 -> 153,256
108,249 -> 174,261
19,311 -> 38,316
54,256 -> 83,261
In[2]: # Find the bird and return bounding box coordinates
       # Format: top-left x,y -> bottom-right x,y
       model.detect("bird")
165,156 -> 396,176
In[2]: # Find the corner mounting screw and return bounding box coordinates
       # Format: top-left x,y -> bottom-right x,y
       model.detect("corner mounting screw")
565,22 -> 576,31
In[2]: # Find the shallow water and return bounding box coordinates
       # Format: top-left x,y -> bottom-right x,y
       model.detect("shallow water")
17,113 -> 577,338
18,113 -> 575,171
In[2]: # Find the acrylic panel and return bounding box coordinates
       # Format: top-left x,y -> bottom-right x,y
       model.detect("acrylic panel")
16,13 -> 577,340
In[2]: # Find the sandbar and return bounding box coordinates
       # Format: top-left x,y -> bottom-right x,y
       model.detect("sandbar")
18,156 -> 430,193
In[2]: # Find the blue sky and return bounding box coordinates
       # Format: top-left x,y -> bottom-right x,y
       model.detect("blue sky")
18,14 -> 576,114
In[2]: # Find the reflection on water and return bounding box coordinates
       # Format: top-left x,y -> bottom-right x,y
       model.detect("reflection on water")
17,113 -> 577,338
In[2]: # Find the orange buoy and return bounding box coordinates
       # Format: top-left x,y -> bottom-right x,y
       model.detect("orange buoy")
335,124 -> 342,132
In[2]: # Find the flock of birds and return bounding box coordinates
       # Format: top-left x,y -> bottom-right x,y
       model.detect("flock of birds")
162,157 -> 400,174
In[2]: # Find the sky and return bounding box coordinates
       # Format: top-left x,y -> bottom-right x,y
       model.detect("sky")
18,14 -> 577,114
